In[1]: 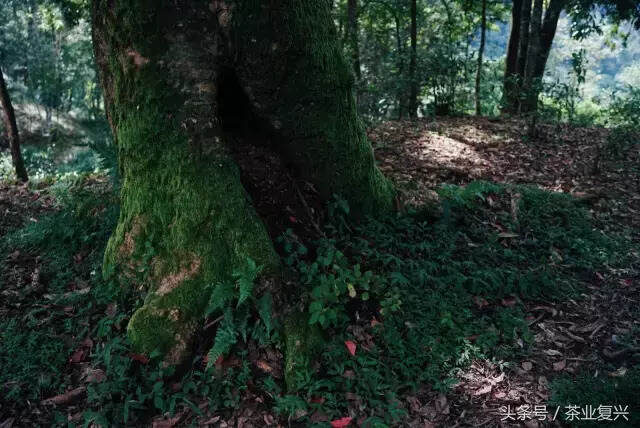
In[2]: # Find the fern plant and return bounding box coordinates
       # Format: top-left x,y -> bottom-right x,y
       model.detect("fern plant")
204,258 -> 275,369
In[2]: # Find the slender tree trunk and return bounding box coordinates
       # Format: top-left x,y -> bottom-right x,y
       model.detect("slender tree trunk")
533,0 -> 564,82
521,0 -> 543,113
503,0 -> 522,113
515,0 -> 532,111
408,0 -> 418,117
0,65 -> 28,182
395,14 -> 405,119
475,0 -> 487,116
346,0 -> 362,81
92,0 -> 394,368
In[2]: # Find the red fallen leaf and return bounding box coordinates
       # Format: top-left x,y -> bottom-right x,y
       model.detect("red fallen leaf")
344,341 -> 357,356
330,417 -> 353,428
309,396 -> 325,404
289,216 -> 297,223
129,353 -> 150,364
501,296 -> 517,307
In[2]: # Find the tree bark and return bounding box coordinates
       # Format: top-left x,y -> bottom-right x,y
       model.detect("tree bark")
408,0 -> 418,117
92,0 -> 394,366
394,14 -> 405,119
346,0 -> 362,81
0,64 -> 28,182
532,0 -> 565,83
515,0 -> 532,110
521,0 -> 543,113
502,0 -> 522,113
475,0 -> 487,116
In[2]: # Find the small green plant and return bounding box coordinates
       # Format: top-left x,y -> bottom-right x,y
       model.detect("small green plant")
605,87 -> 640,158
204,258 -> 276,367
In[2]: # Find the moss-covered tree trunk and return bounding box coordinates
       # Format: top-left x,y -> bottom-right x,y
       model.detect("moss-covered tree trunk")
92,0 -> 394,364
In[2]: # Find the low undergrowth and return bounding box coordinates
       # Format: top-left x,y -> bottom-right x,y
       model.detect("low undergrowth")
272,181 -> 626,424
549,367 -> 640,427
0,175 -> 629,426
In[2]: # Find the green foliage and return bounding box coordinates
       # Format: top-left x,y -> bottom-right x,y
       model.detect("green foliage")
604,86 -> 640,157
0,118 -> 116,182
0,319 -> 68,401
0,174 -> 259,424
275,181 -> 626,424
203,258 -> 277,368
0,0 -> 101,120
0,175 -> 118,412
549,367 -> 640,427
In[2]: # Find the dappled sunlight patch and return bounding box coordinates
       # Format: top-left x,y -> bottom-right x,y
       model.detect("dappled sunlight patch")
370,117 -> 640,237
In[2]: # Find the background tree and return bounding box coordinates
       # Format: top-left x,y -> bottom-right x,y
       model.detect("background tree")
475,0 -> 487,115
503,0 -> 638,115
0,64 -> 28,182
346,0 -> 362,81
408,0 -> 418,117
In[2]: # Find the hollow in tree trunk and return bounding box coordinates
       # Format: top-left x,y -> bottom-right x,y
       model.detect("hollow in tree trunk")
92,0 -> 395,369
0,64 -> 28,182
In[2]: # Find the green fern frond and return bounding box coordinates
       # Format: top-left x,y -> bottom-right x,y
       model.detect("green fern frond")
205,281 -> 235,317
257,292 -> 273,335
235,257 -> 263,307
206,308 -> 237,368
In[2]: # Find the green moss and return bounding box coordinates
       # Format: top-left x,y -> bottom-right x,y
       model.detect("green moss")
283,312 -> 324,392
230,0 -> 395,217
97,1 -> 279,360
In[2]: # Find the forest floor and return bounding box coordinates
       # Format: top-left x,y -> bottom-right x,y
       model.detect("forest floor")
1,116 -> 639,427
368,117 -> 640,427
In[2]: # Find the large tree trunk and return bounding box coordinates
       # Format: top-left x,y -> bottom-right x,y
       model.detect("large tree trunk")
502,0 -> 522,114
92,0 -> 394,365
346,0 -> 362,81
408,0 -> 418,117
475,0 -> 487,116
0,64 -> 28,182
521,0 -> 544,113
